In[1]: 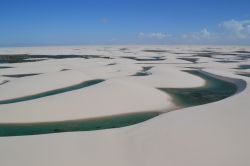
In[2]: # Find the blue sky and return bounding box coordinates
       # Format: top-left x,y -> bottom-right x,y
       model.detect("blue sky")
0,0 -> 250,46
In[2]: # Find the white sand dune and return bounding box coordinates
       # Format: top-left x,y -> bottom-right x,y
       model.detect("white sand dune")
0,79 -> 173,123
0,70 -> 91,100
0,45 -> 249,166
119,66 -> 206,88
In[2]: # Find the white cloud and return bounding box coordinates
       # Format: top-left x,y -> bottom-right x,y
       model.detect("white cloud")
182,28 -> 213,40
200,28 -> 211,37
139,32 -> 171,39
219,19 -> 250,39
136,19 -> 250,44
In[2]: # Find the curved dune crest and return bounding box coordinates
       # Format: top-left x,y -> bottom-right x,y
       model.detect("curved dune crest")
120,66 -> 206,88
0,70 -> 242,136
0,70 -> 92,100
0,79 -> 104,105
0,78 -> 174,123
0,45 -> 250,166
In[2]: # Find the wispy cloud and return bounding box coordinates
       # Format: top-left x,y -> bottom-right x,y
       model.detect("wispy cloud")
182,28 -> 213,40
136,19 -> 250,44
200,28 -> 211,38
219,19 -> 250,39
138,32 -> 171,40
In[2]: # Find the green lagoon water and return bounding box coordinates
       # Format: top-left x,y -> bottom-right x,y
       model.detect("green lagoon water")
238,73 -> 250,77
0,79 -> 104,105
0,112 -> 160,137
3,73 -> 41,78
132,66 -> 153,76
237,65 -> 250,70
0,70 -> 239,137
159,70 -> 237,108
